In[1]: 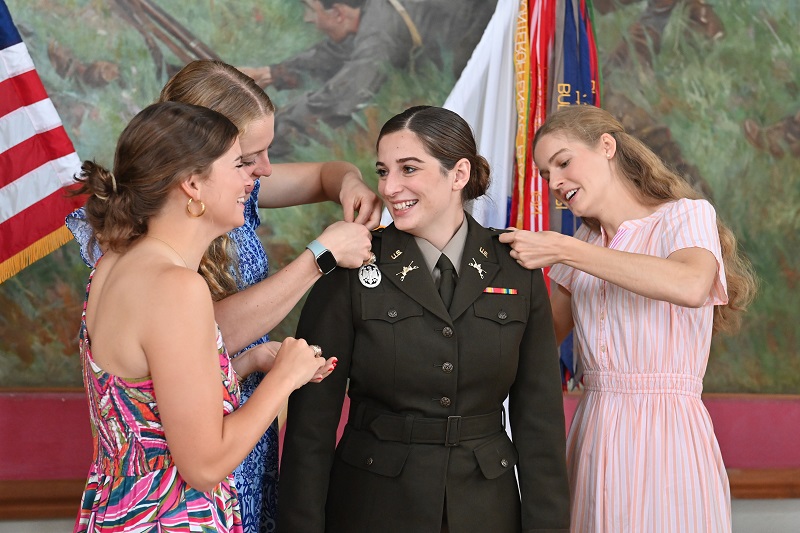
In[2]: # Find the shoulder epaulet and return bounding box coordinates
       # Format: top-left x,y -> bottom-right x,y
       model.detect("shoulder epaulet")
488,227 -> 513,238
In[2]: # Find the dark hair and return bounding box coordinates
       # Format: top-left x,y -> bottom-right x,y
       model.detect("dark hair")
73,101 -> 239,253
533,105 -> 757,334
377,105 -> 491,201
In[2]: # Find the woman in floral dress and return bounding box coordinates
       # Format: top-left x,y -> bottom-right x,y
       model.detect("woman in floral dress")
68,59 -> 379,532
73,101 -> 331,532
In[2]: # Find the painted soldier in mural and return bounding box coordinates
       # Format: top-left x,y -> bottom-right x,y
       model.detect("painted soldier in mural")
240,0 -> 498,157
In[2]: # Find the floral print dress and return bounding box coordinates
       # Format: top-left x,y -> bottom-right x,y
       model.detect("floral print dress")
74,269 -> 243,532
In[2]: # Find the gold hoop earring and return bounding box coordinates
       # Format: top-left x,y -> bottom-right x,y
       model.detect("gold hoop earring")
187,198 -> 206,217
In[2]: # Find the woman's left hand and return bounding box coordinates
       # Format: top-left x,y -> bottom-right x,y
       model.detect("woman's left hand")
499,229 -> 566,270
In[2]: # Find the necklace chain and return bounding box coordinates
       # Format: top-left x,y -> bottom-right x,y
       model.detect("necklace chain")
146,235 -> 189,268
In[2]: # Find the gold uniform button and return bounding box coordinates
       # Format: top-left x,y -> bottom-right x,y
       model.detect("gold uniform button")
497,310 -> 508,320
442,362 -> 454,373
442,326 -> 453,338
387,309 -> 398,318
500,459 -> 509,468
439,397 -> 451,407
366,457 -> 374,466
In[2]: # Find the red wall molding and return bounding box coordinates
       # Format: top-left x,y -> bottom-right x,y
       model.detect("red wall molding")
2,391 -> 799,480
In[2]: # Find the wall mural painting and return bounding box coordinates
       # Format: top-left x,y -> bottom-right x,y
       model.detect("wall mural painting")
1,0 -> 797,392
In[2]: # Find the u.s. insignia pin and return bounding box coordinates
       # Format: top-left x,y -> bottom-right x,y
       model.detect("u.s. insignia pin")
359,263 -> 382,288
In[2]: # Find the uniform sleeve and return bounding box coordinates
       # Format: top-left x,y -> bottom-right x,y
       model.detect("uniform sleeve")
276,266 -> 355,533
662,199 -> 727,305
510,267 -> 571,532
65,206 -> 102,268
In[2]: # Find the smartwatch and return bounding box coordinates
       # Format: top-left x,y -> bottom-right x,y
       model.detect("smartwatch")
306,239 -> 337,275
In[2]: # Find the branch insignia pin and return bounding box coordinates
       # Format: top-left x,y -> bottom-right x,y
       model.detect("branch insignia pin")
479,246 -> 488,258
396,260 -> 419,281
469,258 -> 486,279
390,249 -> 403,260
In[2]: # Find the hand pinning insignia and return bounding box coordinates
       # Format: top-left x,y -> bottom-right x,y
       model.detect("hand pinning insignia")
396,260 -> 419,281
469,258 -> 486,279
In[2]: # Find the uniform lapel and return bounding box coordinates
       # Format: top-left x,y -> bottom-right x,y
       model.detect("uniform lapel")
449,215 -> 499,321
379,224 -> 452,323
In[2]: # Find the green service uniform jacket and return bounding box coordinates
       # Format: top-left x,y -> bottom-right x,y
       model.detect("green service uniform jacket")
277,214 -> 570,533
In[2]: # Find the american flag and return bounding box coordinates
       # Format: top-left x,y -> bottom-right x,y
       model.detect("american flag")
0,0 -> 83,283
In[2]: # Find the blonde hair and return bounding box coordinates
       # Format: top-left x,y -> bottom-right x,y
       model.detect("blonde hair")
534,105 -> 757,334
159,60 -> 276,300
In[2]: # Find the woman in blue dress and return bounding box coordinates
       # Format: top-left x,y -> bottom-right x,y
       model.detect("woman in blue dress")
67,59 -> 379,533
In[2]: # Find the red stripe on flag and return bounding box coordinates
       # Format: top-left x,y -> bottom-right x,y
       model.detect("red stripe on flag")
0,185 -> 85,264
0,69 -> 48,118
0,126 -> 77,188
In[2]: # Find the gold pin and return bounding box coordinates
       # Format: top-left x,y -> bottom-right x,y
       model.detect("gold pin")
469,258 -> 486,279
396,261 -> 419,281
391,249 -> 403,260
479,246 -> 488,258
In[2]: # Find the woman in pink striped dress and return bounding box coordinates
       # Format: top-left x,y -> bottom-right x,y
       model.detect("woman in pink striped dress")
500,105 -> 757,532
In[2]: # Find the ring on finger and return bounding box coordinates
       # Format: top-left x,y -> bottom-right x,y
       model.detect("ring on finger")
310,344 -> 323,358
362,252 -> 376,266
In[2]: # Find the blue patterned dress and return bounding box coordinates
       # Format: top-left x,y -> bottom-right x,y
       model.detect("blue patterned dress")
66,178 -> 279,533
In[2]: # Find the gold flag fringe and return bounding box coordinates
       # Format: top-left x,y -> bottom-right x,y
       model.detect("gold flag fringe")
0,226 -> 75,284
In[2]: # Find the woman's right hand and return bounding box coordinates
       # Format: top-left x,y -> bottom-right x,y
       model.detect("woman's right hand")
270,337 -> 336,390
316,221 -> 373,269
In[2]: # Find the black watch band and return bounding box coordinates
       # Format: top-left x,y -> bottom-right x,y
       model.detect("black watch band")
306,239 -> 337,275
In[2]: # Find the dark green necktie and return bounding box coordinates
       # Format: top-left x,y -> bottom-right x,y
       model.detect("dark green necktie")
436,254 -> 457,310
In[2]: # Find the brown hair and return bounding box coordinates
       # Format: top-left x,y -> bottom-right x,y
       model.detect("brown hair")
73,101 -> 238,253
377,105 -> 491,202
159,59 -> 276,300
533,105 -> 757,334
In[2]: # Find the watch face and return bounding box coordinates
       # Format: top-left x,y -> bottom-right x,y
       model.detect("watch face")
316,249 -> 337,275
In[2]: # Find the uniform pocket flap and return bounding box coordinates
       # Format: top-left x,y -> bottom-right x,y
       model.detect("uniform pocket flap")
473,433 -> 519,480
473,295 -> 528,324
361,293 -> 423,323
339,428 -> 411,478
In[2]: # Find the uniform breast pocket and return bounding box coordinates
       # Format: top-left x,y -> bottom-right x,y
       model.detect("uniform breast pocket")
473,295 -> 528,327
361,293 -> 423,324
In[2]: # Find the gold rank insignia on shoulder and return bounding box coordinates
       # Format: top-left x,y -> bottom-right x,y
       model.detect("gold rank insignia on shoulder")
479,246 -> 488,258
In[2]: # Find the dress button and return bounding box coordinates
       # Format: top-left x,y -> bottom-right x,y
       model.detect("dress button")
497,310 -> 508,320
442,326 -> 453,338
500,459 -> 509,468
442,362 -> 454,373
366,457 -> 374,466
387,309 -> 398,318
439,397 -> 451,407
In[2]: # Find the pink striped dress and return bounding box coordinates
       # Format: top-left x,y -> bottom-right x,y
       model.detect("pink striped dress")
550,199 -> 731,532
